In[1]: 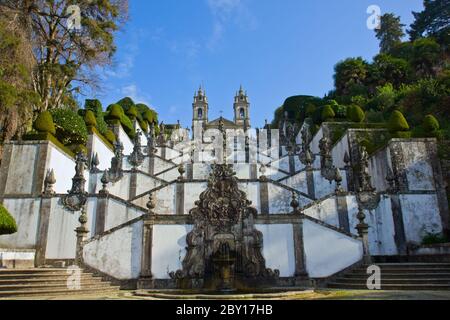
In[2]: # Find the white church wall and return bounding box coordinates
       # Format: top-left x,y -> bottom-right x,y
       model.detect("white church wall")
136,174 -> 161,196
313,171 -> 344,199
255,224 -> 295,277
401,141 -> 436,191
4,144 -> 37,195
153,157 -> 176,175
368,147 -> 391,192
184,182 -> 207,213
154,184 -> 176,214
91,134 -> 114,171
105,199 -> 144,231
0,198 -> 40,249
45,198 -> 86,260
347,195 -> 398,256
331,133 -> 350,169
400,194 -> 443,244
303,198 -> 339,228
193,163 -> 212,180
303,219 -> 363,278
310,127 -> 324,155
257,164 -> 287,181
267,183 -> 312,214
107,174 -> 131,200
280,171 -> 309,194
158,166 -> 181,182
118,126 -> 134,156
151,225 -> 192,279
84,220 -> 143,280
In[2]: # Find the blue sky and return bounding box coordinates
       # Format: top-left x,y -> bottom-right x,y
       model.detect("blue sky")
95,0 -> 424,127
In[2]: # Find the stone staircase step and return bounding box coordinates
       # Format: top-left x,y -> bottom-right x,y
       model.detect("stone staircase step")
343,273 -> 450,279
327,283 -> 450,290
334,278 -> 450,285
0,268 -> 120,298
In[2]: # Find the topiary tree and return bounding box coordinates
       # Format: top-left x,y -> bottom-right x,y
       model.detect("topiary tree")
126,105 -> 138,120
84,110 -> 97,127
388,110 -> 410,132
104,129 -> 117,144
321,105 -> 336,121
84,99 -> 108,135
388,110 -> 411,138
423,114 -> 440,133
347,105 -> 366,123
105,104 -> 124,121
116,97 -> 135,112
33,111 -> 56,135
0,204 -> 17,235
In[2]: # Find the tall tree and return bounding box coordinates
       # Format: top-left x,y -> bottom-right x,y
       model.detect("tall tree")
0,7 -> 38,153
334,57 -> 369,97
375,13 -> 405,53
409,0 -> 450,42
0,0 -> 128,111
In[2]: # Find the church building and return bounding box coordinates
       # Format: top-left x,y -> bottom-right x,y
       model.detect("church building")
192,86 -> 251,139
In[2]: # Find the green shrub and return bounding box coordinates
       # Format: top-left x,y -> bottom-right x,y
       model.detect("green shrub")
423,114 -> 440,133
126,105 -> 138,120
50,108 -> 88,146
138,119 -> 149,132
391,131 -> 412,139
388,110 -> 410,133
347,105 -> 366,123
104,129 -> 116,143
105,104 -> 124,121
84,99 -> 108,135
142,108 -> 158,124
33,111 -> 56,135
305,104 -> 316,117
0,204 -> 17,235
84,110 -> 97,127
117,97 -> 135,112
321,105 -> 336,121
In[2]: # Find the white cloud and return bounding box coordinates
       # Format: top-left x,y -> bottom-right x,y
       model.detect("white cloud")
121,84 -> 152,106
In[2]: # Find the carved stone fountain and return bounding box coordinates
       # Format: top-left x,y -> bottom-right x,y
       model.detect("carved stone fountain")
169,163 -> 279,292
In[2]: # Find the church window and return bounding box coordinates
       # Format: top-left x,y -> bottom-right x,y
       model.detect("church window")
240,108 -> 245,118
198,108 -> 203,119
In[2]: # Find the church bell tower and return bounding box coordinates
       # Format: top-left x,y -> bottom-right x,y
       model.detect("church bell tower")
192,86 -> 208,140
234,85 -> 250,129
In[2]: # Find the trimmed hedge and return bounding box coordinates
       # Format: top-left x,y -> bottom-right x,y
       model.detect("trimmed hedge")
50,108 -> 88,146
84,110 -> 97,127
117,97 -> 135,112
423,115 -> 440,133
104,129 -> 117,144
33,111 -> 56,135
388,110 -> 410,132
126,105 -> 138,120
347,105 -> 366,123
84,99 -> 108,135
106,104 -> 124,121
321,105 -> 336,121
0,204 -> 17,235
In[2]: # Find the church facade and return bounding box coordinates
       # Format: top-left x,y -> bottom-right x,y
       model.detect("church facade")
192,86 -> 251,140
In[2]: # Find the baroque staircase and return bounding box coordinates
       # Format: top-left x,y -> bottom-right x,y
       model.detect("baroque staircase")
0,268 -> 120,298
327,263 -> 450,290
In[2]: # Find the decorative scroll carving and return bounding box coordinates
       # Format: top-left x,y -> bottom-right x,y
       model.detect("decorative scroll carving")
62,152 -> 88,211
170,163 -> 279,286
128,129 -> 145,168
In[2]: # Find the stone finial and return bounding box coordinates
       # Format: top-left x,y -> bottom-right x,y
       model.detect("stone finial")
178,164 -> 186,181
100,170 -> 110,195
344,151 -> 351,167
259,164 -> 267,181
146,192 -> 156,215
334,167 -> 344,194
91,153 -> 100,172
290,191 -> 301,215
43,169 -> 56,196
355,204 -> 371,264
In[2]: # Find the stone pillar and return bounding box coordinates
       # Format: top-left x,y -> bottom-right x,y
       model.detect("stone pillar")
356,207 -> 371,265
148,156 -> 155,176
75,210 -> 89,267
95,195 -> 108,235
290,193 -> 308,282
32,143 -> 51,197
306,168 -> 315,199
129,170 -> 138,200
390,195 -> 407,255
259,180 -> 269,215
250,163 -> 258,180
35,196 -> 52,266
176,181 -> 185,215
336,195 -> 350,233
288,154 -> 296,175
186,163 -> 194,181
138,194 -> 155,289
0,143 -> 13,200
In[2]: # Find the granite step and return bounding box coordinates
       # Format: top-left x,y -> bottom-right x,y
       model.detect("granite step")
327,283 -> 450,290
0,287 -> 120,298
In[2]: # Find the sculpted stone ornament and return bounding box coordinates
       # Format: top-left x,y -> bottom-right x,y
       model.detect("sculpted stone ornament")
357,146 -> 380,210
319,136 -> 336,182
386,167 -> 398,194
299,127 -> 315,167
156,122 -> 167,146
91,153 -> 100,173
108,139 -> 124,183
147,123 -> 157,155
128,129 -> 145,168
170,163 -> 279,289
62,152 -> 88,211
43,169 -> 56,196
